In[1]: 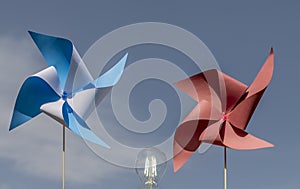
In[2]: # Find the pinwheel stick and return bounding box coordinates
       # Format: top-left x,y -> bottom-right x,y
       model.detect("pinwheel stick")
224,147 -> 227,189
62,124 -> 66,189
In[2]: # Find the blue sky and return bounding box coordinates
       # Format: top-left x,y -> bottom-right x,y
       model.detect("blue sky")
0,0 -> 299,188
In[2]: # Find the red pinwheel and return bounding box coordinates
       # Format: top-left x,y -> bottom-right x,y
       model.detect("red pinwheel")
173,49 -> 274,173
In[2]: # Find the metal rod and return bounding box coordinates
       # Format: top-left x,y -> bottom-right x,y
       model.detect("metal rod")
62,124 -> 65,189
224,147 -> 227,189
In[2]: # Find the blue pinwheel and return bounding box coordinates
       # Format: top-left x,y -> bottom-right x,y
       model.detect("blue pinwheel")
9,31 -> 128,189
9,31 -> 128,148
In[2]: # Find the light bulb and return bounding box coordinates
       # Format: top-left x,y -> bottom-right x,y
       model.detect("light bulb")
135,148 -> 167,189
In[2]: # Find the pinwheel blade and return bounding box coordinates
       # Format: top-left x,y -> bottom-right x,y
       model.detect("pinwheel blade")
64,47 -> 93,94
29,31 -> 73,89
62,102 -> 110,148
174,69 -> 220,102
9,67 -> 61,130
228,48 -> 274,130
173,120 -> 212,171
220,72 -> 248,112
88,53 -> 128,89
221,122 -> 274,150
173,141 -> 194,172
41,99 -> 65,125
246,48 -> 274,97
228,93 -> 263,130
199,120 -> 223,145
70,87 -> 112,120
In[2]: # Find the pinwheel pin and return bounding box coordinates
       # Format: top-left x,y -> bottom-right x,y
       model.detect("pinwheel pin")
9,31 -> 128,189
173,49 -> 274,189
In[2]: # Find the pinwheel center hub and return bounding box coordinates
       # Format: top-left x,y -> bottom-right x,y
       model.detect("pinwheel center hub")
221,112 -> 227,121
62,92 -> 68,101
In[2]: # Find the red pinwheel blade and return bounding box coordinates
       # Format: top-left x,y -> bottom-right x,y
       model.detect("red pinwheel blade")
228,49 -> 274,130
182,101 -> 221,123
173,141 -> 194,172
247,48 -> 274,97
220,72 -> 248,112
174,69 -> 221,102
173,120 -> 211,172
199,120 -> 223,146
175,69 -> 247,113
221,122 -> 274,150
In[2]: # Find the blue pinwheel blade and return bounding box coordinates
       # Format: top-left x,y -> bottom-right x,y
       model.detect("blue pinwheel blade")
71,53 -> 128,94
88,53 -> 128,89
9,76 -> 61,131
29,31 -> 73,89
62,102 -> 110,148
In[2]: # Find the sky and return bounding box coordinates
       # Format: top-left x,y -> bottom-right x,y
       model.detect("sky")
0,0 -> 299,189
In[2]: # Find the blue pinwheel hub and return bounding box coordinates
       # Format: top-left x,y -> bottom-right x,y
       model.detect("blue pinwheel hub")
62,92 -> 68,101
9,31 -> 128,149
62,91 -> 74,101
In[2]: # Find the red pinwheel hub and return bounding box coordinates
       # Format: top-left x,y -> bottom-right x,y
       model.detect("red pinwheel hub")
221,112 -> 227,121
